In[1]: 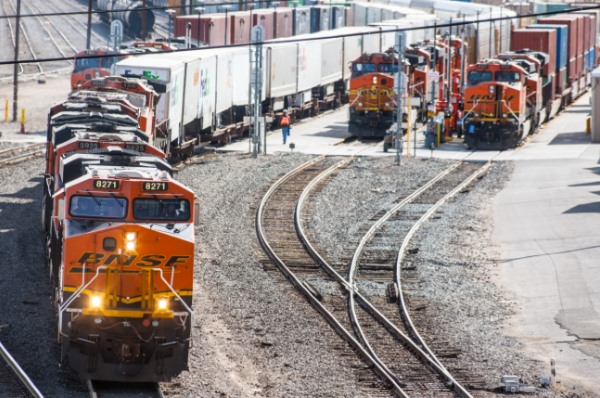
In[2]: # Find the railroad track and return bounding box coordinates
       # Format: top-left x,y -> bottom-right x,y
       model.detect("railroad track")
87,380 -> 163,398
0,143 -> 45,166
257,156 -> 492,396
0,341 -> 43,397
5,0 -> 44,77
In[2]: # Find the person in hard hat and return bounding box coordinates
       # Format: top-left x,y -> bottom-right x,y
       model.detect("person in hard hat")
280,109 -> 291,144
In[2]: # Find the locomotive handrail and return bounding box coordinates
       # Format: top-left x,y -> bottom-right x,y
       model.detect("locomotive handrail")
462,99 -> 480,121
501,100 -> 521,123
58,265 -> 194,338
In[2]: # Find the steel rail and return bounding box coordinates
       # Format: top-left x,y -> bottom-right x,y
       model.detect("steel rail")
0,341 -> 44,398
393,160 -> 493,395
7,0 -> 43,76
299,160 -> 473,396
256,156 -> 406,396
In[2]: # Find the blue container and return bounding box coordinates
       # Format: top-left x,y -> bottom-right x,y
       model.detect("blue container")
546,3 -> 571,13
590,48 -> 595,69
527,24 -> 568,71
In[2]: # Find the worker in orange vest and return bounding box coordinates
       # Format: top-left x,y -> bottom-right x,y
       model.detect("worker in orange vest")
280,109 -> 291,144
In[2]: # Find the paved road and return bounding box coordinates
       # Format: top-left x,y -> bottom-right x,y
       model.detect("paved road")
493,93 -> 600,392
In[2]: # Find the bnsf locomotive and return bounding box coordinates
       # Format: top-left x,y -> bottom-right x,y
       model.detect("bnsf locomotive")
44,76 -> 198,382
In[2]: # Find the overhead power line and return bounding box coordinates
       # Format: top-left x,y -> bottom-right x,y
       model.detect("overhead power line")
1,5 -> 599,67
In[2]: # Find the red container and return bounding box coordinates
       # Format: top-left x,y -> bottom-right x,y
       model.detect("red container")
549,73 -> 556,101
577,54 -> 584,77
252,10 -> 275,41
556,66 -> 567,94
568,57 -> 577,80
229,12 -> 252,44
538,15 -> 583,59
511,29 -> 556,76
198,15 -> 228,47
274,8 -> 294,39
174,15 -> 200,41
581,15 -> 592,52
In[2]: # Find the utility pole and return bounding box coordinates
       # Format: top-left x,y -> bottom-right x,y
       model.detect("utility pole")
86,0 -> 93,49
12,0 -> 21,122
251,25 -> 265,157
395,31 -> 405,166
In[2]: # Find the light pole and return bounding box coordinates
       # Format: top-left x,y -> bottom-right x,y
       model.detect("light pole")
222,5 -> 232,46
165,9 -> 176,45
195,6 -> 205,47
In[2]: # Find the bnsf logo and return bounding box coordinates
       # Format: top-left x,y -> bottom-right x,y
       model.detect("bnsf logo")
77,252 -> 190,268
469,94 -> 516,102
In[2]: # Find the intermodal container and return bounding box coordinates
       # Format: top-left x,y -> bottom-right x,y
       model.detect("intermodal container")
556,66 -> 567,94
526,24 -> 568,71
292,6 -> 311,35
591,48 -> 596,69
174,15 -> 200,42
274,8 -> 294,38
538,15 -> 582,60
253,10 -> 275,40
511,29 -> 556,76
584,51 -> 590,73
229,13 -> 251,45
577,53 -> 584,77
581,15 -> 593,51
568,56 -> 577,80
331,6 -> 346,29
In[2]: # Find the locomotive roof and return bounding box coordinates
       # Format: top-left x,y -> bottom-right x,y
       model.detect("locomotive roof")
60,149 -> 172,187
52,123 -> 147,146
50,112 -> 138,129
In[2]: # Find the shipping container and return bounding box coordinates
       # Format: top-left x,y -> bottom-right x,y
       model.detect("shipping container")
229,13 -> 251,45
538,15 -> 584,58
577,53 -> 584,77
591,48 -> 596,69
511,29 -> 557,76
526,24 -> 568,71
556,66 -> 567,94
569,56 -> 577,80
331,6 -> 346,29
273,8 -> 294,38
253,10 -> 275,41
292,7 -> 311,35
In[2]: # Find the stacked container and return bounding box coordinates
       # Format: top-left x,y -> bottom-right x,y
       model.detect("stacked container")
527,24 -> 568,94
511,29 -> 557,76
538,15 -> 585,82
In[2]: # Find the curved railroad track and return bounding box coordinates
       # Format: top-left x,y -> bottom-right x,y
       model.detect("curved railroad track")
257,156 -> 493,396
0,341 -> 43,397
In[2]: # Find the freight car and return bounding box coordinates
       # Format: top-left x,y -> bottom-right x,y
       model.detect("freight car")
96,0 -> 155,38
44,76 -> 199,382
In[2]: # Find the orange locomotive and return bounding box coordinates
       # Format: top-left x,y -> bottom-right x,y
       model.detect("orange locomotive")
44,76 -> 198,382
47,148 -> 197,382
348,52 -> 401,137
462,60 -> 530,149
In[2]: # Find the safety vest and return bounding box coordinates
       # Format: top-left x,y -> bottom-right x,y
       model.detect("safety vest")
281,115 -> 290,126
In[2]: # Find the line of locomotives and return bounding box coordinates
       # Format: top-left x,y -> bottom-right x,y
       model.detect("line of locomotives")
42,76 -> 199,382
73,0 -> 520,157
349,7 -> 600,149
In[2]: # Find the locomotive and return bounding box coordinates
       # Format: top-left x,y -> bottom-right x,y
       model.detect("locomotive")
44,76 -> 198,382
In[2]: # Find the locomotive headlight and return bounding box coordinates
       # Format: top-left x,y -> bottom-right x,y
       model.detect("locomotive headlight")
157,297 -> 169,311
125,232 -> 136,252
358,102 -> 363,107
385,102 -> 390,107
372,76 -> 378,84
90,295 -> 103,309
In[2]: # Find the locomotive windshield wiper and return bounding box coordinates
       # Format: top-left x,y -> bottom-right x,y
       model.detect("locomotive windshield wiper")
84,190 -> 101,206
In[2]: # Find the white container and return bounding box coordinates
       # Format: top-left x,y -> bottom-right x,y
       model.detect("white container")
266,43 -> 298,99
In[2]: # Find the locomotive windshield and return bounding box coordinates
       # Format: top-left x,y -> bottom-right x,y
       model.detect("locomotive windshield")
495,71 -> 521,83
73,56 -> 102,73
70,195 -> 127,219
378,63 -> 398,74
133,198 -> 191,222
467,70 -> 493,86
352,62 -> 377,77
